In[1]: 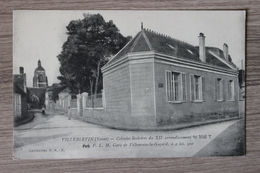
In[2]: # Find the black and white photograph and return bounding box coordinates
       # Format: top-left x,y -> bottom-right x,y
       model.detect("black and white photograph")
13,10 -> 245,159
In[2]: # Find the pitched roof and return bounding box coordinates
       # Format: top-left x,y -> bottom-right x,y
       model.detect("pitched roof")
14,83 -> 26,95
13,74 -> 26,93
105,29 -> 237,70
27,87 -> 46,97
59,87 -> 71,94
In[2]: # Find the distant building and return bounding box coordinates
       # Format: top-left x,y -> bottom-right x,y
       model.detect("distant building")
13,67 -> 28,120
28,60 -> 48,108
27,87 -> 46,109
101,28 -> 240,125
33,60 -> 48,88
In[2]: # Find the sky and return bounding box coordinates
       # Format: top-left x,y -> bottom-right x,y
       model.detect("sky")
13,10 -> 245,87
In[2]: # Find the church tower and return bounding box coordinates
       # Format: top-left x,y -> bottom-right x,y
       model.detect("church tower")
33,60 -> 48,88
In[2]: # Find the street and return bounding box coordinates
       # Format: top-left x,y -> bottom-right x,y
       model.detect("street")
14,110 -> 240,159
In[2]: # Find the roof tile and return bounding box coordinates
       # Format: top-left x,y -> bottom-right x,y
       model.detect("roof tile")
105,29 -> 236,70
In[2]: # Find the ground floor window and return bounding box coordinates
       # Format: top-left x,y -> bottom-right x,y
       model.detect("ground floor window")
166,71 -> 186,102
228,80 -> 235,101
215,78 -> 224,101
190,74 -> 205,101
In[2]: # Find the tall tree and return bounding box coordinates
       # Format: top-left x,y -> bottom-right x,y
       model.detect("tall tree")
57,13 -> 130,98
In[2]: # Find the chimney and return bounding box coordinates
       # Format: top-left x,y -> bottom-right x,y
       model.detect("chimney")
19,67 -> 24,74
198,33 -> 206,62
223,43 -> 229,61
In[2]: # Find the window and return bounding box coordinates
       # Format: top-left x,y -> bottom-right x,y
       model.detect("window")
190,74 -> 205,101
166,71 -> 186,102
194,75 -> 200,100
228,80 -> 235,101
217,79 -> 222,100
215,78 -> 224,101
38,74 -> 44,82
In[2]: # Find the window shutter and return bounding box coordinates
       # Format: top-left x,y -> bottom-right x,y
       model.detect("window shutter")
223,79 -> 226,101
190,74 -> 194,101
233,80 -> 236,101
228,80 -> 230,100
202,76 -> 205,101
166,71 -> 172,101
182,73 -> 186,102
170,72 -> 173,101
214,78 -> 218,101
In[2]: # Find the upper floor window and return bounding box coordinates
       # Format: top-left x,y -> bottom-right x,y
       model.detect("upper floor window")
166,71 -> 186,102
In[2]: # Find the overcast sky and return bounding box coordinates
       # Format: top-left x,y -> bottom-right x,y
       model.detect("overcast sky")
13,10 -> 245,87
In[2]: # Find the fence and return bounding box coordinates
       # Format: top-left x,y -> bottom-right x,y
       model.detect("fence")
70,99 -> 77,108
86,93 -> 103,109
47,92 -> 105,117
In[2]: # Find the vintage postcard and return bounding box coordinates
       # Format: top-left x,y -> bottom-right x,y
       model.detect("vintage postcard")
13,10 -> 245,159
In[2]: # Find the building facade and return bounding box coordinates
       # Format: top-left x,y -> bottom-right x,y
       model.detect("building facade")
101,29 -> 239,125
13,67 -> 28,121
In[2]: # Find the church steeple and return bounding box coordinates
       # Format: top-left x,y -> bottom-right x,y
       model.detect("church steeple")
33,60 -> 48,88
38,59 -> 41,67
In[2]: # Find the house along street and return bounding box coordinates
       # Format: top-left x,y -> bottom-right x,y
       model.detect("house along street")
13,110 -> 239,159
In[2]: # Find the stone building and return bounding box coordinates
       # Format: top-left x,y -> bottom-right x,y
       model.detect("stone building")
27,87 -> 46,109
13,67 -> 28,122
101,28 -> 240,126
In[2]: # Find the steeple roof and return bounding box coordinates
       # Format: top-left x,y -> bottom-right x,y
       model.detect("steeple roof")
35,59 -> 45,72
